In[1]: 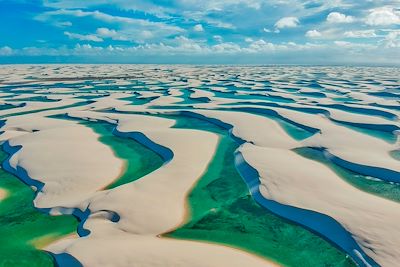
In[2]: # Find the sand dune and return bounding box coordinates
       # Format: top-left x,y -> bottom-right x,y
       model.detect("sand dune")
3,116 -> 123,209
241,144 -> 400,266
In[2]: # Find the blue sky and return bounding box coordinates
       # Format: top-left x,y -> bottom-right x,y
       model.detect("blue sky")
0,0 -> 399,64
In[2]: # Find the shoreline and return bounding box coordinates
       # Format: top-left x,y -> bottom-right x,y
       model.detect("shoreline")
161,235 -> 282,267
33,233 -> 79,250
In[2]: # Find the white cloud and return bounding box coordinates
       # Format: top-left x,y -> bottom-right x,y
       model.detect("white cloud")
327,12 -> 354,23
365,7 -> 400,26
96,27 -> 117,37
245,37 -> 254,42
305,30 -> 322,38
334,41 -> 351,47
344,30 -> 377,38
193,24 -> 204,32
37,8 -> 187,44
383,30 -> 400,48
54,21 -> 72,27
0,46 -> 13,56
213,35 -> 223,42
173,36 -> 204,52
212,42 -> 241,53
96,27 -> 129,41
64,31 -> 103,42
65,27 -> 159,43
141,30 -> 154,39
42,0 -> 171,18
183,11 -> 236,29
37,9 -> 184,38
5,38 -> 398,66
246,39 -> 275,52
175,0 -> 265,11
333,40 -> 375,49
61,37 -> 315,56
37,9 -> 133,23
274,17 -> 299,29
263,28 -> 271,33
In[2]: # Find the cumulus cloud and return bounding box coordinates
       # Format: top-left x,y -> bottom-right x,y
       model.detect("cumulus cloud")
212,42 -> 241,53
344,30 -> 377,38
4,37 -> 397,66
0,46 -> 13,56
365,7 -> 400,26
383,30 -> 400,48
327,12 -> 354,23
96,27 -> 129,41
3,38 -> 302,57
173,36 -> 204,52
247,39 -> 275,51
274,17 -> 299,29
96,27 -> 117,37
65,27 -> 159,43
305,30 -> 322,38
193,24 -> 204,32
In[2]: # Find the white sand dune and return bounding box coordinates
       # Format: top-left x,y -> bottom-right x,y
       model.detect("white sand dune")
86,93 -> 131,110
273,108 -> 400,175
48,231 -> 277,267
147,95 -> 183,106
3,116 -> 123,209
190,89 -> 215,99
192,109 -> 299,149
240,144 -> 400,266
326,108 -> 399,127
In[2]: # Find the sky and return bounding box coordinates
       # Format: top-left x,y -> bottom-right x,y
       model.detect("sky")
0,0 -> 399,65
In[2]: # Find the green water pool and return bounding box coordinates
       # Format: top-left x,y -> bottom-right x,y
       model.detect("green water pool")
81,121 -> 164,189
295,147 -> 400,203
0,150 -> 78,267
163,114 -> 356,267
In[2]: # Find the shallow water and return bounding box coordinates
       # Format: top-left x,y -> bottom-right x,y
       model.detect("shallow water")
295,147 -> 400,203
81,121 -> 164,189
165,115 -> 356,267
